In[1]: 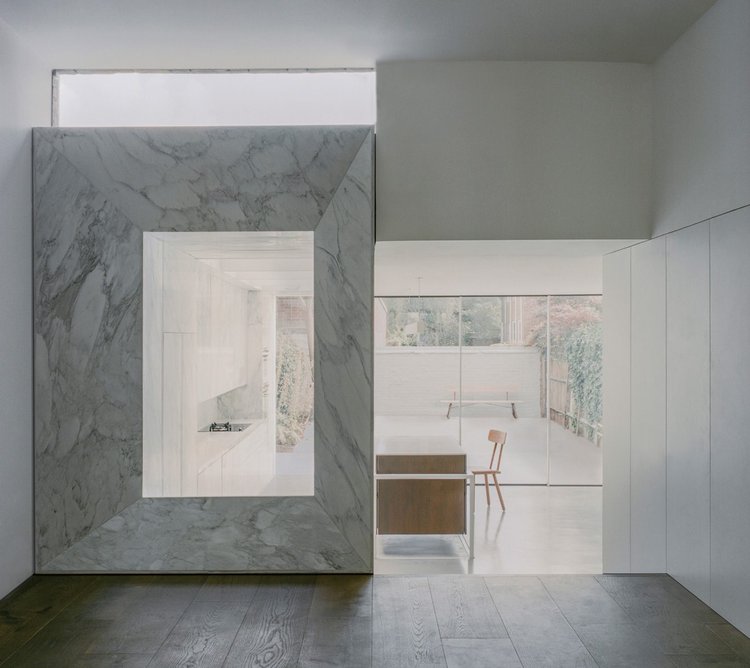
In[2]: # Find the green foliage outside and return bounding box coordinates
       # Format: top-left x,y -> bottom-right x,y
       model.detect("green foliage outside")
461,297 -> 506,346
531,296 -> 602,441
565,322 -> 603,438
384,296 -> 515,347
276,333 -> 313,450
384,297 -> 460,346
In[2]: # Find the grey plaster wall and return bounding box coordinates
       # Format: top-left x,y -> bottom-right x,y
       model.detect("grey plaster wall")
33,126 -> 374,572
376,61 -> 652,241
653,0 -> 750,236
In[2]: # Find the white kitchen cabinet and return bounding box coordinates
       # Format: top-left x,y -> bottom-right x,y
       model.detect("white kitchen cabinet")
196,268 -> 249,401
222,423 -> 272,495
197,457 -> 222,496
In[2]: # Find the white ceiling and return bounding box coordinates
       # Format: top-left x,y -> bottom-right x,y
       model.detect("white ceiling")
375,240 -> 641,296
157,231 -> 314,296
0,0 -> 716,69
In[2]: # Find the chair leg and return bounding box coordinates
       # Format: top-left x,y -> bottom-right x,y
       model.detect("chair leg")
492,473 -> 505,511
484,474 -> 490,505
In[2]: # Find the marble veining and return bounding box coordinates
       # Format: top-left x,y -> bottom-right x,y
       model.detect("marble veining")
43,497 -> 367,572
42,127 -> 367,233
314,138 -> 374,564
33,127 -> 373,572
34,139 -> 143,567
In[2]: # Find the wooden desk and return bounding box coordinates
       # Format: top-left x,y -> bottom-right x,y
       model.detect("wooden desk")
376,437 -> 466,535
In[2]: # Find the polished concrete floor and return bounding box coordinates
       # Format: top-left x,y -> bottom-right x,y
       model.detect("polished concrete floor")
1,573 -> 749,666
376,486 -> 602,575
376,415 -> 603,485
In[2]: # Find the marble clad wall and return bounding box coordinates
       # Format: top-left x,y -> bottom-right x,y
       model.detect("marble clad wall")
33,127 -> 374,572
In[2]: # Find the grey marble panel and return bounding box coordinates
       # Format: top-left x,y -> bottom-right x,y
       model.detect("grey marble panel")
33,126 -> 373,572
42,127 -> 366,233
42,498 -> 366,572
34,138 -> 143,567
314,138 -> 374,564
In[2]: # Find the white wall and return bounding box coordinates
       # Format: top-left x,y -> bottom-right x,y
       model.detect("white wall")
374,240 -> 637,296
376,60 -> 652,241
605,4 -> 750,626
601,0 -> 750,636
0,19 -> 49,599
653,0 -> 750,236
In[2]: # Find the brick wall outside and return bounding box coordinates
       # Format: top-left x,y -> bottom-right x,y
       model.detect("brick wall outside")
374,346 -> 542,417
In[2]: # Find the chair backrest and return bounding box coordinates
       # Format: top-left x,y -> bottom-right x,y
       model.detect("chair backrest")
487,429 -> 507,472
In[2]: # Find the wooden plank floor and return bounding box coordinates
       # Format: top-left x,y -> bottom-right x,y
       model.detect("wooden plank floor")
1,574 -> 749,667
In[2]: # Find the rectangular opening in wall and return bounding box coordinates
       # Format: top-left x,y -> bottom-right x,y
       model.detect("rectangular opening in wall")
142,231 -> 314,497
54,70 -> 376,127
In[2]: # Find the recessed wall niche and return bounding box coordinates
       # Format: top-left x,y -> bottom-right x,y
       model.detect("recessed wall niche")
34,126 -> 373,572
143,231 -> 314,498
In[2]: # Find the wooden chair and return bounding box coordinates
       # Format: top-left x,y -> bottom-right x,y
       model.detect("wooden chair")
471,429 -> 507,510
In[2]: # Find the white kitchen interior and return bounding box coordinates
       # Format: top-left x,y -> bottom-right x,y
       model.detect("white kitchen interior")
142,231 -> 314,498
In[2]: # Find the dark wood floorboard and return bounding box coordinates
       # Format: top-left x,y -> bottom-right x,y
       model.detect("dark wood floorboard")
308,575 -> 371,619
70,654 -> 154,667
83,576 -> 205,656
3,619 -> 110,667
1,574 -> 749,667
373,576 -> 446,667
149,601 -> 248,667
428,575 -> 507,640
298,615 -> 371,667
485,575 -> 599,667
0,575 -> 101,664
194,575 -> 261,604
222,575 -> 315,668
298,575 -> 373,667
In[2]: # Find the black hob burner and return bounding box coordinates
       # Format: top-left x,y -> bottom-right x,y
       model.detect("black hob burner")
209,421 -> 232,432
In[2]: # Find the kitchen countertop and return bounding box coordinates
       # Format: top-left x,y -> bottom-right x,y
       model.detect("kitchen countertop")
196,420 -> 264,473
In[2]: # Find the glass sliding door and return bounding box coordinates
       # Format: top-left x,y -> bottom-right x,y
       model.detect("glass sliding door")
459,296 -> 548,484
374,297 -> 461,448
548,296 -> 603,484
373,294 -> 603,486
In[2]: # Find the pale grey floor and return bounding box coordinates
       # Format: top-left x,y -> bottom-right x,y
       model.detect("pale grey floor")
376,414 -> 603,484
375,485 -> 602,575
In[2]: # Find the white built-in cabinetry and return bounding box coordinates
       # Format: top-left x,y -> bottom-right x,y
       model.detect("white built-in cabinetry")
144,236 -> 259,498
196,261 -> 248,401
603,206 -> 750,637
197,422 -> 271,496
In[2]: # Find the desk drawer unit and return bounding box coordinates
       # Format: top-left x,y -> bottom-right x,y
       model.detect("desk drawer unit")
377,454 -> 466,535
